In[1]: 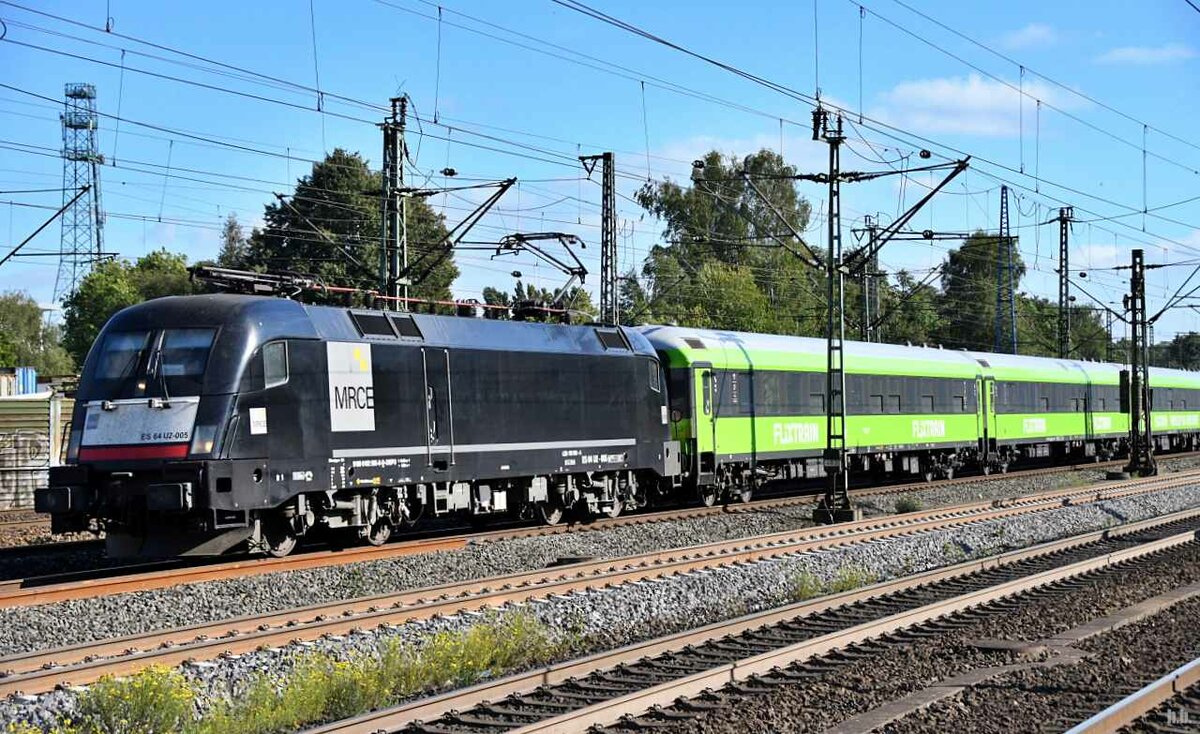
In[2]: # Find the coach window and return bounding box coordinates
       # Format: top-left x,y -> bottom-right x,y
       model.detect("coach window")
921,395 -> 935,412
263,342 -> 289,389
702,372 -> 712,415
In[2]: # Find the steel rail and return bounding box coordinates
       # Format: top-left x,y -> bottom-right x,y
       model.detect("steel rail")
0,473 -> 1191,696
1066,656 -> 1200,734
305,516 -> 1200,734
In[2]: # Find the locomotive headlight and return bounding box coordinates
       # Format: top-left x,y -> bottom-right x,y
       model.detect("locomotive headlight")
189,425 -> 219,457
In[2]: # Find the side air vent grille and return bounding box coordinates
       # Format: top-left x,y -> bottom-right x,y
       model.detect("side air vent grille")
351,312 -> 396,338
391,315 -> 424,339
683,337 -> 706,349
596,329 -> 629,350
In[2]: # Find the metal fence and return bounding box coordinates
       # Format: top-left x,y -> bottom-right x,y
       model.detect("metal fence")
0,393 -> 71,510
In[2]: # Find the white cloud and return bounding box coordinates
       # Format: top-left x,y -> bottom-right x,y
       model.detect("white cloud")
1096,44 -> 1196,65
656,132 -> 828,177
1076,243 -> 1120,269
875,73 -> 1072,138
1001,23 -> 1056,50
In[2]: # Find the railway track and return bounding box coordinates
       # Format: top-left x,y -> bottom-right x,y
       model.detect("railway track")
1068,656 -> 1200,734
0,453 -> 1177,608
0,470 -> 1195,700
303,510 -> 1200,734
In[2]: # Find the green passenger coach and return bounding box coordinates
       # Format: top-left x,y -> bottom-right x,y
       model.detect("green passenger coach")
639,325 -> 1200,504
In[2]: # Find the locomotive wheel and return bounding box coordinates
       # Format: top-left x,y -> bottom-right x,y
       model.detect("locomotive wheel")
365,519 -> 392,547
538,500 -> 565,526
261,517 -> 298,558
737,486 -> 754,503
698,485 -> 719,507
604,500 -> 622,519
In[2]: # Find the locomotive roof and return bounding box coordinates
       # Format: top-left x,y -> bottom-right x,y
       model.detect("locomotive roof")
304,303 -> 656,357
111,294 -> 656,358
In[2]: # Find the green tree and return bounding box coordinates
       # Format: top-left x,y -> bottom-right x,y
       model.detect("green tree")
635,149 -> 817,334
938,232 -> 1027,351
0,292 -> 74,373
1160,332 -> 1200,369
61,251 -> 201,365
878,270 -> 944,346
245,149 -> 456,303
62,260 -> 141,365
217,212 -> 248,268
481,280 -> 597,322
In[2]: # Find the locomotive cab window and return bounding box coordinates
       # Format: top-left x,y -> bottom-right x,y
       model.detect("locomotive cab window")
95,331 -> 152,383
648,360 -> 661,393
263,341 -> 289,389
159,329 -> 216,395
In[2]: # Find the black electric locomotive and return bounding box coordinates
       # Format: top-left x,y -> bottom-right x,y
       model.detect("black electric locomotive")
38,295 -> 680,556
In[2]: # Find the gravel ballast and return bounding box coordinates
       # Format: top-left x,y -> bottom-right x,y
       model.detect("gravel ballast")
5,481 -> 1200,728
635,538 -> 1200,734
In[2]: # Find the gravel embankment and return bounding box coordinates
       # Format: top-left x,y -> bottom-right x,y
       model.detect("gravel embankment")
641,540 -> 1200,734
6,483 -> 1200,728
882,592 -> 1200,733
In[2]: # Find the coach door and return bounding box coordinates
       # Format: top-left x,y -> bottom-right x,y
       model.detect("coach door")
980,376 -> 998,457
421,348 -> 455,470
694,365 -> 716,478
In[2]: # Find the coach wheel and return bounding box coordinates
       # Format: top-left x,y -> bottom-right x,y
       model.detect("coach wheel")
982,463 -> 992,476
943,467 -> 955,481
921,470 -> 935,483
604,500 -> 622,519
261,516 -> 298,558
698,485 -> 719,507
365,519 -> 392,547
737,485 -> 754,503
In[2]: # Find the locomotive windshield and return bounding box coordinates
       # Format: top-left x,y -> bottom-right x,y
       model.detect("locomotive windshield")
89,327 -> 216,399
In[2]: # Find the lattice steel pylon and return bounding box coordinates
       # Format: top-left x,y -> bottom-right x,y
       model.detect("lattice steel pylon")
55,83 -> 105,302
993,185 -> 1017,354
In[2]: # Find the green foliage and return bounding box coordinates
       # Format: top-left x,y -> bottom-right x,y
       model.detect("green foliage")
481,280 -> 596,322
828,565 -> 879,593
217,212 -> 248,268
893,495 -> 923,513
789,570 -> 826,601
60,250 -> 200,366
23,612 -> 563,734
634,149 -> 820,334
245,149 -> 456,303
788,565 -> 879,602
0,291 -> 73,373
75,664 -> 194,734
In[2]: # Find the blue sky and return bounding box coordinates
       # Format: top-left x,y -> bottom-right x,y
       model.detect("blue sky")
3,0 -> 1200,344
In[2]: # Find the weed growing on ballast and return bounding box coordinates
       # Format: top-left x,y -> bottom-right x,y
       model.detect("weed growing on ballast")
14,611 -> 563,734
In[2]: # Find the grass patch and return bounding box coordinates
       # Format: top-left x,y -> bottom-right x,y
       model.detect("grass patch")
20,612 -> 564,734
893,495 -> 923,514
788,565 -> 880,602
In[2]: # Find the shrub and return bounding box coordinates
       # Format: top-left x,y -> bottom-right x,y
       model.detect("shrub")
828,566 -> 879,593
75,665 -> 194,734
894,495 -> 923,513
